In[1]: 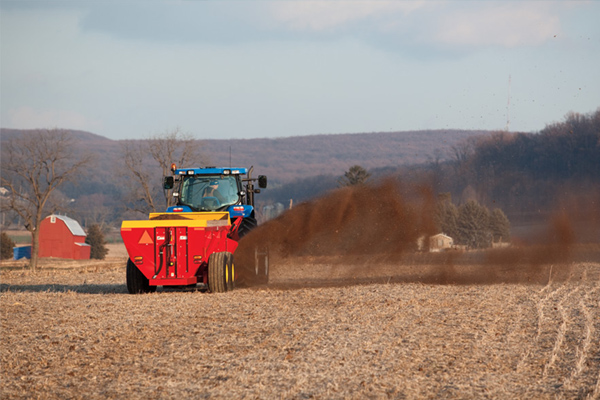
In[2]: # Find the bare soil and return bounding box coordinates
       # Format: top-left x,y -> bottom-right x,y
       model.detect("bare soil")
1,244 -> 599,399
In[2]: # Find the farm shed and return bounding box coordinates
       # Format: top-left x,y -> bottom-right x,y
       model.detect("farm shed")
38,215 -> 91,260
429,233 -> 454,252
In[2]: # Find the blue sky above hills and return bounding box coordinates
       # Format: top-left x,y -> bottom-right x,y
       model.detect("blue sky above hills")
1,1 -> 598,140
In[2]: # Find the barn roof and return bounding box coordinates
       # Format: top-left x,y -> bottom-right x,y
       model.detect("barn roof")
48,215 -> 87,237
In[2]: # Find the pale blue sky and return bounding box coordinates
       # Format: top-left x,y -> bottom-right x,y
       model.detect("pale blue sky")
1,1 -> 599,140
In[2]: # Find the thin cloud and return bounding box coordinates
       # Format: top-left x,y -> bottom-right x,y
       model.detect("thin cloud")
267,1 -> 570,50
7,107 -> 102,132
434,4 -> 562,48
267,1 -> 428,31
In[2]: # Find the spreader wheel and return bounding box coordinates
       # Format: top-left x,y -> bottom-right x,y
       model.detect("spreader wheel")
208,252 -> 234,293
226,253 -> 235,291
126,258 -> 156,294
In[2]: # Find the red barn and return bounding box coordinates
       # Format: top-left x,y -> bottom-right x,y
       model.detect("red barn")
38,215 -> 91,260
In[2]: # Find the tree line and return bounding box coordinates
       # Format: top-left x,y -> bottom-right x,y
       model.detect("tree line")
435,194 -> 510,249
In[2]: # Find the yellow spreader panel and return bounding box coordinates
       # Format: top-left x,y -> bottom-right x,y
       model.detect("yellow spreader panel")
121,212 -> 231,229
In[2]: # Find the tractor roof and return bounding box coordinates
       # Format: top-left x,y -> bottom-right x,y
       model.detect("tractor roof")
173,167 -> 248,176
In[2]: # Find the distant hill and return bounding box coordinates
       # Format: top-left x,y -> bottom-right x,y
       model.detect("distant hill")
1,128 -> 488,184
202,130 -> 487,182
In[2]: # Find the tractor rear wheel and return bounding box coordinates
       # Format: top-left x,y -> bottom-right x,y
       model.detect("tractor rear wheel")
126,259 -> 156,294
208,252 -> 233,293
238,217 -> 257,238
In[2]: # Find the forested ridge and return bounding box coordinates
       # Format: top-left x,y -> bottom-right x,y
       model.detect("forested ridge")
263,110 -> 599,205
1,109 -> 598,234
440,110 -> 600,217
201,129 -> 485,181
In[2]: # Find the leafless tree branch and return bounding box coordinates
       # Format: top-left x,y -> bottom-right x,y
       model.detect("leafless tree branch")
120,127 -> 206,213
0,128 -> 91,270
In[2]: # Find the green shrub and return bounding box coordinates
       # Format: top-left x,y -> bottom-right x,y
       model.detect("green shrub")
1,232 -> 16,260
85,224 -> 109,260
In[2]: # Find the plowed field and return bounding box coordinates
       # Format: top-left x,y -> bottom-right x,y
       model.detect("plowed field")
2,246 -> 600,399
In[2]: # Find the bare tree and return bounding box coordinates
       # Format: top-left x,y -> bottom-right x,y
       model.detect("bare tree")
121,127 -> 206,214
73,193 -> 113,230
0,129 -> 91,270
121,140 -> 158,214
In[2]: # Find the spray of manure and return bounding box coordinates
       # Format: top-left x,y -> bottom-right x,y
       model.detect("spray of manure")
235,179 -> 600,288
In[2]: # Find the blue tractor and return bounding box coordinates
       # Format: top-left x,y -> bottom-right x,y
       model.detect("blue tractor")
163,165 -> 267,238
121,164 -> 268,294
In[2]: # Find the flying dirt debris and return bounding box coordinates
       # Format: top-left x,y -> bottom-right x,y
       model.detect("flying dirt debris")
121,164 -> 268,293
236,178 -> 600,288
238,178 -> 433,258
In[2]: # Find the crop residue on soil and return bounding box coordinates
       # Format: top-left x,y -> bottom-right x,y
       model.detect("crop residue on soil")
2,262 -> 600,399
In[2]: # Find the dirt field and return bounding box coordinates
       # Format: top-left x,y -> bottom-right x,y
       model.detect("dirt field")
1,242 -> 600,399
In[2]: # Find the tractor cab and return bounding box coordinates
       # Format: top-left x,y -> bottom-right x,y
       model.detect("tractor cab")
163,165 -> 267,221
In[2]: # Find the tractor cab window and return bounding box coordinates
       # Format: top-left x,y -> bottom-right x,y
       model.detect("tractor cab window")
179,175 -> 240,211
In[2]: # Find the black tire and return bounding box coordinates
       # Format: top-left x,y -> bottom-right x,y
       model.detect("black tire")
238,217 -> 258,239
208,252 -> 232,293
225,253 -> 235,291
126,258 -> 156,294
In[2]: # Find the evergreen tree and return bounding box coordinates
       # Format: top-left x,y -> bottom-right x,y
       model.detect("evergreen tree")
338,165 -> 370,187
489,208 -> 511,243
1,232 -> 15,260
435,197 -> 459,240
457,200 -> 491,249
85,224 -> 108,260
